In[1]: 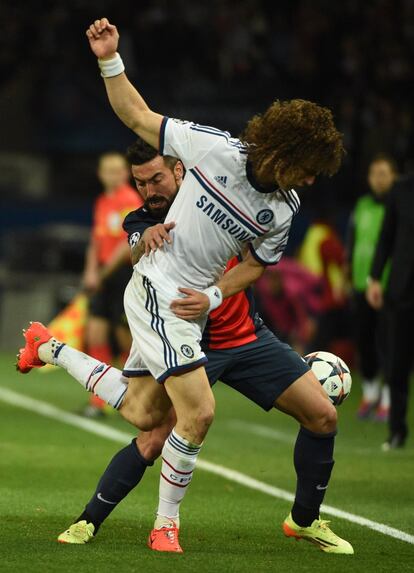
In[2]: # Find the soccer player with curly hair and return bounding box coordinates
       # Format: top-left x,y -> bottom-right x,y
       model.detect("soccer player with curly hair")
17,18 -> 351,555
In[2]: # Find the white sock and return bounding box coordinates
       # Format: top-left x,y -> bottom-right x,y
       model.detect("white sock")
362,378 -> 381,403
380,385 -> 390,409
38,340 -> 128,409
156,429 -> 201,527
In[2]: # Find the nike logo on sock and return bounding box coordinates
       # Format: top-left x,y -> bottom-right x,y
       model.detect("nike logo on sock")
316,484 -> 328,490
97,492 -> 117,504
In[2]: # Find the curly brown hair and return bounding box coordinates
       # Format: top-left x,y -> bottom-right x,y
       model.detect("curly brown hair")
241,99 -> 345,187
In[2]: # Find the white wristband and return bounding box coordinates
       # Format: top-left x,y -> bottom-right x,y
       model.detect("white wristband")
203,286 -> 223,312
98,53 -> 125,78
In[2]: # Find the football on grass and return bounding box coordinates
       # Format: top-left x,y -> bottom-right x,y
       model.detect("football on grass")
304,351 -> 352,406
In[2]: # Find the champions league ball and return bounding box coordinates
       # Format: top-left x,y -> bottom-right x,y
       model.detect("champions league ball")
304,351 -> 352,406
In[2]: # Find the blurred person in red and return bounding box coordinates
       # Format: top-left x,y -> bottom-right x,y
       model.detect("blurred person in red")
255,258 -> 323,354
347,154 -> 397,421
298,214 -> 352,365
82,152 -> 142,417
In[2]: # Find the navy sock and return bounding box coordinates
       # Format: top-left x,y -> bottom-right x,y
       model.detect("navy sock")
291,426 -> 336,527
76,439 -> 152,531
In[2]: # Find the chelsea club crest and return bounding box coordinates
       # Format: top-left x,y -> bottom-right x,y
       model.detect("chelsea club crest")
180,344 -> 194,358
256,209 -> 274,225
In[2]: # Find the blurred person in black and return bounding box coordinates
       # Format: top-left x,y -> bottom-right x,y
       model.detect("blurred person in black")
347,154 -> 398,421
366,172 -> 414,450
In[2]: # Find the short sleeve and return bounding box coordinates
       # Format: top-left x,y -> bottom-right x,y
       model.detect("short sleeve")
249,215 -> 293,266
123,208 -> 159,248
159,117 -> 229,168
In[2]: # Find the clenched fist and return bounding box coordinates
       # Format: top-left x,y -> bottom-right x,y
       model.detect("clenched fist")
86,17 -> 119,60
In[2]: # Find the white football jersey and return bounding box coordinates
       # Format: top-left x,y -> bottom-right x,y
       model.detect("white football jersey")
137,118 -> 300,295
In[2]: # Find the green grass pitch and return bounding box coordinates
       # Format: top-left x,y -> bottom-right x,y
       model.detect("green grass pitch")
0,353 -> 413,572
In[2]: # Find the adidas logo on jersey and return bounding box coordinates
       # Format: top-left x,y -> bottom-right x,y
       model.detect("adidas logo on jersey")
214,175 -> 228,188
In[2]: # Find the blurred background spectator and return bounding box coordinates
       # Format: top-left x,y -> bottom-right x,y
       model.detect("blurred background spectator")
367,171 -> 414,449
81,152 -> 141,418
347,154 -> 398,422
297,213 -> 352,365
255,258 -> 323,355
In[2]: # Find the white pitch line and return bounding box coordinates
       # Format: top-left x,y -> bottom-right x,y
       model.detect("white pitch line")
1,387 -> 413,546
228,419 -> 381,456
228,419 -> 295,444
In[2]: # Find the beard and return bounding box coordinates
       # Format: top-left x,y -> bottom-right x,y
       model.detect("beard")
144,188 -> 178,220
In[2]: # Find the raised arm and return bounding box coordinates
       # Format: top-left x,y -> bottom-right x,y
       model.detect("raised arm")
86,18 -> 163,149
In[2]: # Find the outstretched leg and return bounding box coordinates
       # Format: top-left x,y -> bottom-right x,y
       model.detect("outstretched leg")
16,322 -> 171,430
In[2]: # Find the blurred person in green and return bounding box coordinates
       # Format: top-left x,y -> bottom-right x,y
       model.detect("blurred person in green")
347,154 -> 397,421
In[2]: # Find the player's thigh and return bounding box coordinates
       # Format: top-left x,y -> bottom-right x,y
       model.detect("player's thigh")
274,370 -> 337,431
86,315 -> 110,345
120,375 -> 172,431
220,328 -> 309,411
204,348 -> 235,387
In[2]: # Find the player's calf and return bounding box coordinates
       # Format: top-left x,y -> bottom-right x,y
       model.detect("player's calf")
275,371 -> 338,529
136,411 -> 176,460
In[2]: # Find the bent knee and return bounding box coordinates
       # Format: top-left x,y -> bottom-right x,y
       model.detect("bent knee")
306,401 -> 337,434
197,406 -> 215,430
180,406 -> 215,442
190,402 -> 215,432
321,401 -> 337,432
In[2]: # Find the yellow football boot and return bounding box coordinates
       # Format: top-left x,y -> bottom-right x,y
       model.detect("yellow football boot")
58,520 -> 95,544
283,513 -> 354,554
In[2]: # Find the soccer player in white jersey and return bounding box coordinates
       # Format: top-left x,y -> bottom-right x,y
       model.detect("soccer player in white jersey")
20,17 -> 345,554
18,141 -> 352,554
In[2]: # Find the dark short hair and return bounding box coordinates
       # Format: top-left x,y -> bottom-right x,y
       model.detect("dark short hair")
126,137 -> 178,170
369,153 -> 399,174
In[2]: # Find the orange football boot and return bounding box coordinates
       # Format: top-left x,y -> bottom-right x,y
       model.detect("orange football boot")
16,321 -> 52,373
147,523 -> 183,553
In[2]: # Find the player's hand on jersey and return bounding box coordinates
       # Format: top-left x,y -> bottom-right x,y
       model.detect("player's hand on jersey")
366,278 -> 383,309
142,222 -> 175,256
170,288 -> 210,320
86,17 -> 119,60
